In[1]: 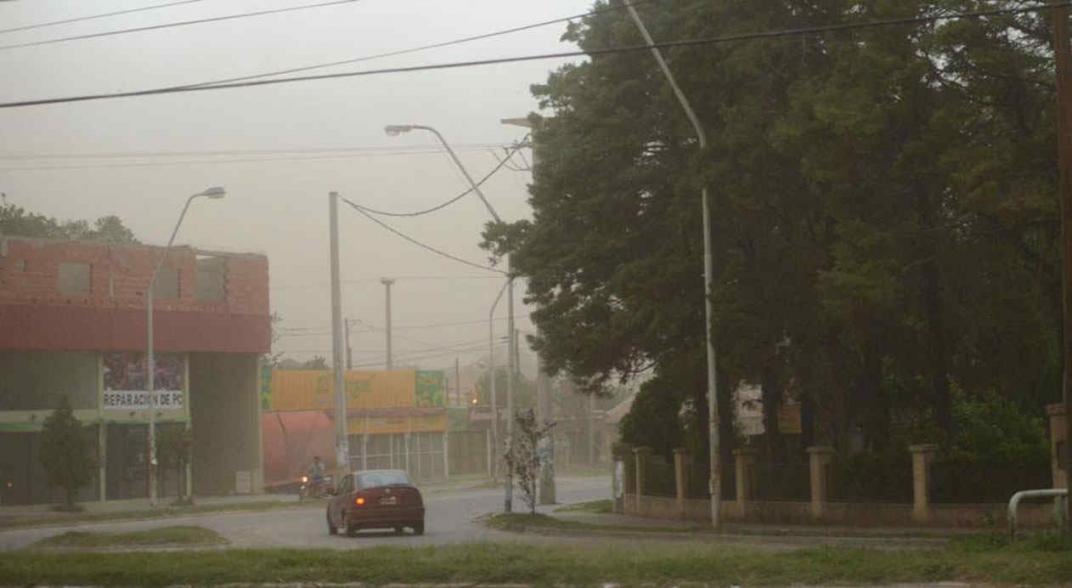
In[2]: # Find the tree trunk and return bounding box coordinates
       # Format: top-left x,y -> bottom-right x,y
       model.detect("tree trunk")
922,257 -> 952,438
860,339 -> 889,451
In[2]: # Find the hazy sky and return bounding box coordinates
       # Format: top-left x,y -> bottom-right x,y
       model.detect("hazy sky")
0,0 -> 596,371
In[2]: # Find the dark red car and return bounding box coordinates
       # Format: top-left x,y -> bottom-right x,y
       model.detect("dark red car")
326,469 -> 425,536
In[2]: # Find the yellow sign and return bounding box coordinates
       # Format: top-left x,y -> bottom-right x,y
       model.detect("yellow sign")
268,370 -> 417,411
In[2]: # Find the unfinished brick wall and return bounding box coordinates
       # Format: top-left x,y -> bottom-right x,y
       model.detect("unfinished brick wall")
0,237 -> 270,353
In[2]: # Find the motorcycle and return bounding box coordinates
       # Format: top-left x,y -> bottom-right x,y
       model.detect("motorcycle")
298,473 -> 333,500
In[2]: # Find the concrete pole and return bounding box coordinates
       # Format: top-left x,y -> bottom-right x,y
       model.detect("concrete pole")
488,279 -> 508,481
1053,4 -> 1072,533
345,318 -> 353,371
625,0 -> 720,528
588,393 -> 597,465
505,263 -> 515,513
329,192 -> 350,474
537,353 -> 555,504
381,278 -> 395,370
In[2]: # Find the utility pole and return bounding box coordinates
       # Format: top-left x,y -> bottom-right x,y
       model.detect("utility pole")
329,192 -> 350,474
455,357 -> 461,406
381,278 -> 395,370
537,354 -> 555,504
625,0 -> 720,528
588,392 -> 597,465
1053,4 -> 1072,531
514,328 -> 521,376
345,318 -> 353,370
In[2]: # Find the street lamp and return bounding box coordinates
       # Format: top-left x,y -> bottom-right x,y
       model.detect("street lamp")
624,0 -> 721,528
385,124 -> 517,512
146,186 -> 225,505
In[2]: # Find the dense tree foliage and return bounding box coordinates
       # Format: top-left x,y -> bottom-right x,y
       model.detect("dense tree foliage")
1,201 -> 138,243
484,0 -> 1060,462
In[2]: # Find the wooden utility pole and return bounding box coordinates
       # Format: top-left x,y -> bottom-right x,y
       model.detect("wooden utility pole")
1054,4 -> 1072,531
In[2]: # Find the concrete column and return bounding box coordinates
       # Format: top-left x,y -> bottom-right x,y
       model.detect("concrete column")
443,432 -> 450,479
910,444 -> 938,523
807,446 -> 835,520
630,447 -> 647,496
733,448 -> 757,517
486,429 -> 493,479
1048,404 -> 1067,489
673,448 -> 690,519
98,422 -> 107,502
404,433 -> 411,475
633,447 -> 652,515
361,434 -> 368,471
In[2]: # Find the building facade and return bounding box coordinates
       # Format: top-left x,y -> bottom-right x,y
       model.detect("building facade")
0,236 -> 270,505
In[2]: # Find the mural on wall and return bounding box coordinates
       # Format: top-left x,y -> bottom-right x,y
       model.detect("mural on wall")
102,352 -> 185,410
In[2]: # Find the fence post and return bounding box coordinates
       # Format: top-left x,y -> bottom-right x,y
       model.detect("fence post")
807,446 -> 835,521
612,443 -> 630,514
674,448 -> 690,519
733,448 -> 757,519
634,447 -> 652,516
910,444 -> 937,524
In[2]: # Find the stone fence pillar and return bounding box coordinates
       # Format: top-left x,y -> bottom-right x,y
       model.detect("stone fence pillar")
1049,404 -> 1067,490
630,445 -> 647,503
807,446 -> 835,521
910,444 -> 938,524
733,448 -> 757,518
674,448 -> 690,519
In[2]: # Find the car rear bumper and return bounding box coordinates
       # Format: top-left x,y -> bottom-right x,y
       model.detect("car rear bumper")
345,506 -> 424,528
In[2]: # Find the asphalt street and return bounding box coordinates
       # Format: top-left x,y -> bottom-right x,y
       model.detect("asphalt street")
0,475 -> 610,551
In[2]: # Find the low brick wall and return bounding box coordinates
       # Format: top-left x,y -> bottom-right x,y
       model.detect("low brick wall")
624,493 -> 1058,528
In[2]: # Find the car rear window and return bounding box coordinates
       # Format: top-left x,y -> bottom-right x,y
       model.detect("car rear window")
356,471 -> 411,489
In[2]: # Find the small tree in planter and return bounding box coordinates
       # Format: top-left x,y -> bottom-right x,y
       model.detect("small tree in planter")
39,397 -> 96,511
158,426 -> 194,505
504,409 -> 555,515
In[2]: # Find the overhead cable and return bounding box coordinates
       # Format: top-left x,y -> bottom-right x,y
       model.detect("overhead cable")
347,137 -> 528,218
2,1 -> 1068,109
340,197 -> 506,275
0,0 -> 205,35
175,0 -> 657,89
0,0 -> 361,51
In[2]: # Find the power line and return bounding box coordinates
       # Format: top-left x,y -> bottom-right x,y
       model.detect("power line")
340,196 -> 506,275
3,1 -> 1067,109
0,143 -> 511,161
0,0 -> 205,35
175,0 -> 656,89
347,138 -> 528,218
0,0 -> 361,52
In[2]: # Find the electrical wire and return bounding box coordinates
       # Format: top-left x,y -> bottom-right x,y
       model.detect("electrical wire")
0,0 -> 361,52
3,1 -> 1067,109
175,0 -> 657,89
340,197 -> 506,275
0,0 -> 206,35
347,138 -> 528,218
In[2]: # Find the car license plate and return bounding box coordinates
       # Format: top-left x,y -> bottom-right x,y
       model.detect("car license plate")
380,496 -> 398,506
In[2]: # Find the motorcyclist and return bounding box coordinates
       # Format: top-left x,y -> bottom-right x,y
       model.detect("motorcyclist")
307,456 -> 326,486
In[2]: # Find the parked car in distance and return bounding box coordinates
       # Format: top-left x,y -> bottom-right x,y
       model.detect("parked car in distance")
326,469 -> 425,536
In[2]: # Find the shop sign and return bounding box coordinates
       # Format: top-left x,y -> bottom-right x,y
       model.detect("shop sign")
102,352 -> 185,411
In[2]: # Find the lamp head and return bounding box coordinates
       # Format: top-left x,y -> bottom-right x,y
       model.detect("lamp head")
197,186 -> 226,199
384,125 -> 415,137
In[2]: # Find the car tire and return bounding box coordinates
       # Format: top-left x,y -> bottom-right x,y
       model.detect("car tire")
327,512 -> 337,536
346,525 -> 359,537
394,526 -> 404,535
413,521 -> 425,536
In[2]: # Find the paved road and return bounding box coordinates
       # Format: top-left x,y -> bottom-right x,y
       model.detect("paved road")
0,476 -> 610,552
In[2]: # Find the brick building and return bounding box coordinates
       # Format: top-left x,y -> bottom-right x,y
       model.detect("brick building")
0,236 -> 270,505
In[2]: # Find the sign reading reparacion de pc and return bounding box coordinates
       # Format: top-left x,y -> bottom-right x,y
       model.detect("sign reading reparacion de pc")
102,352 -> 186,411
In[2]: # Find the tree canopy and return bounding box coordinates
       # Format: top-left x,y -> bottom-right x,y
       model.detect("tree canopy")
0,201 -> 138,244
484,0 -> 1061,461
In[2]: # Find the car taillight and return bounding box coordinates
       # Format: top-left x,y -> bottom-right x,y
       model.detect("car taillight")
355,496 -> 366,506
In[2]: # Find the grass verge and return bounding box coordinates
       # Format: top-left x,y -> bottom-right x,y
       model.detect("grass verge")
555,499 -> 613,514
0,536 -> 1069,586
32,526 -> 227,549
487,513 -> 693,534
0,500 -> 316,531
